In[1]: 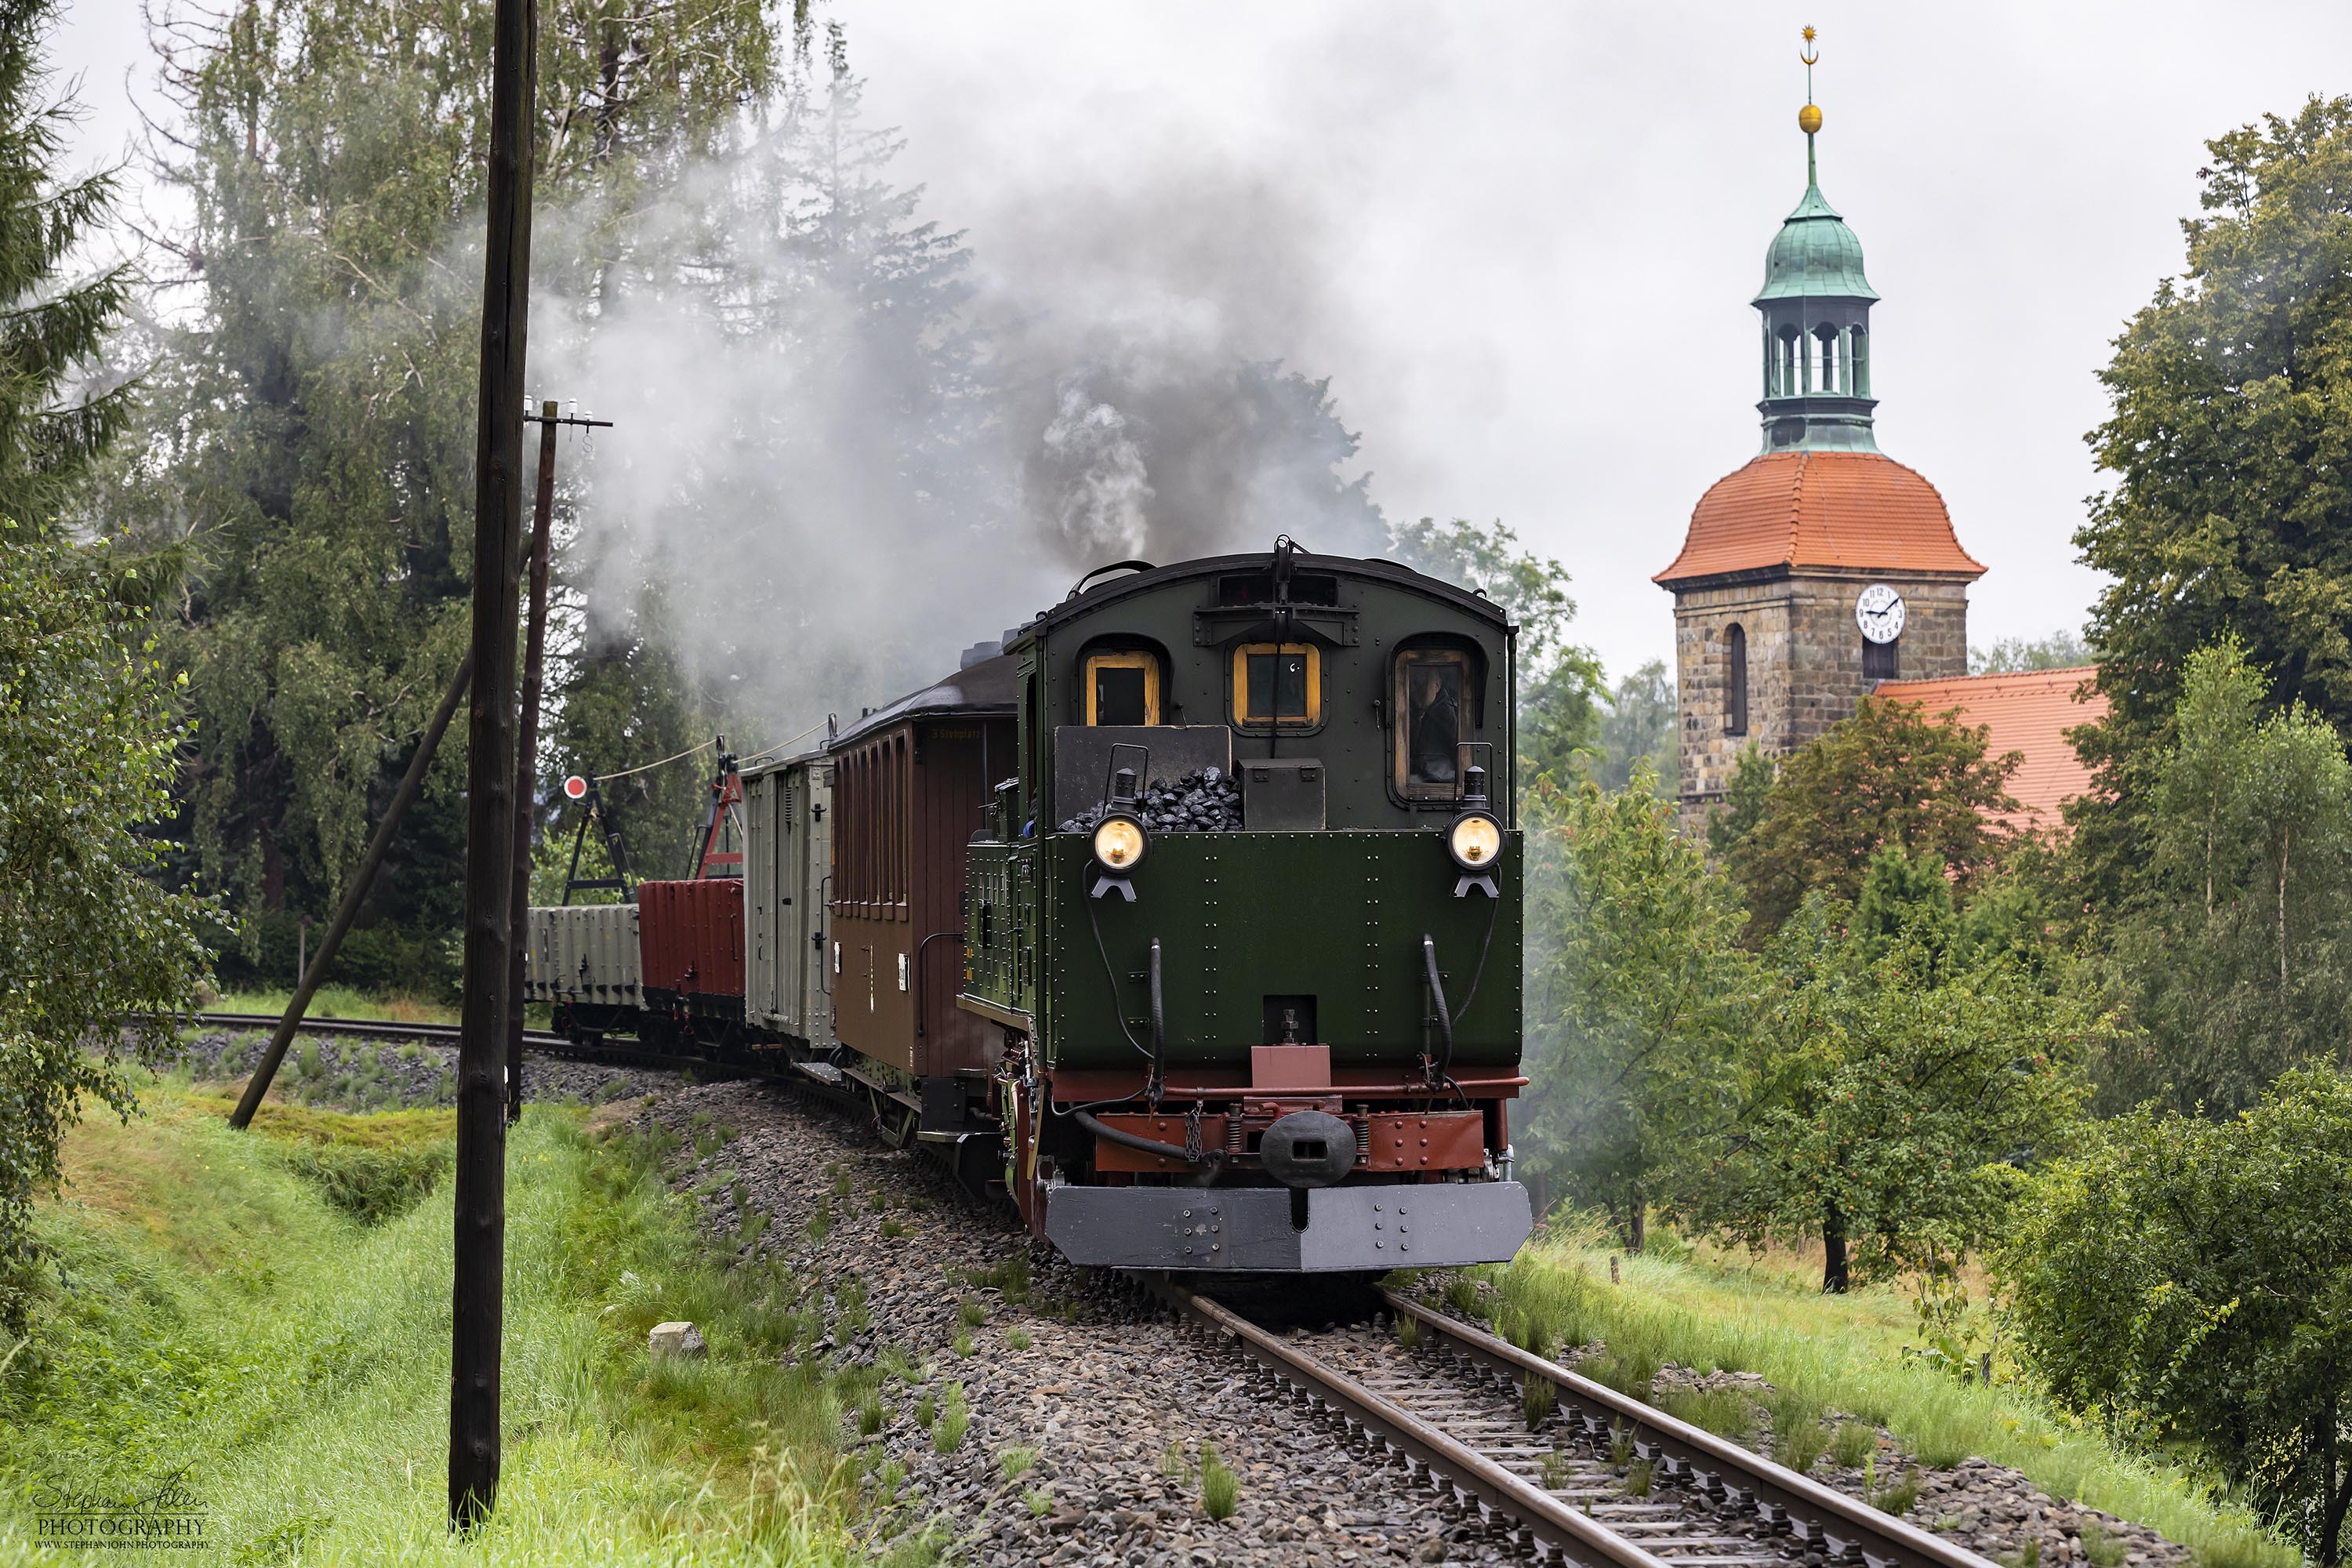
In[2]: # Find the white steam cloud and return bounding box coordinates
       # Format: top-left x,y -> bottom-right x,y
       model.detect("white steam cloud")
529,77 -> 1385,744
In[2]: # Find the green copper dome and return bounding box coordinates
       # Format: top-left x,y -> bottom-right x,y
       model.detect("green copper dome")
1754,169 -> 1878,305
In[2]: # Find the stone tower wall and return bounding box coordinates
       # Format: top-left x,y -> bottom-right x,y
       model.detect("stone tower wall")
1672,568 -> 1969,834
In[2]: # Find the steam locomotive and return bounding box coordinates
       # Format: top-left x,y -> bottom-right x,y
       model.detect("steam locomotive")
527,539 -> 1533,1273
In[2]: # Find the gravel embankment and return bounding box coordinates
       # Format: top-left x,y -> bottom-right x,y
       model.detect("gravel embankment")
644,1078 -> 1530,1567
661,1077 -> 2198,1568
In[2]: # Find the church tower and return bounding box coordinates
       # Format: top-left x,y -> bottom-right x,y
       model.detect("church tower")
1655,32 -> 1984,829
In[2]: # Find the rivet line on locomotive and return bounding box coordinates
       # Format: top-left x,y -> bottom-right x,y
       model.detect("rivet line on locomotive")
527,539 -> 1534,1273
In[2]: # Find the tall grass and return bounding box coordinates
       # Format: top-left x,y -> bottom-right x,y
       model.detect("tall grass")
1468,1239 -> 2289,1568
213,985 -> 459,1026
0,1092 -> 866,1564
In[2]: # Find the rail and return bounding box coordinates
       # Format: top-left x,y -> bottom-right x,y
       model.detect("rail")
1156,1279 -> 2001,1568
189,1011 -> 568,1049
1380,1290 -> 1997,1568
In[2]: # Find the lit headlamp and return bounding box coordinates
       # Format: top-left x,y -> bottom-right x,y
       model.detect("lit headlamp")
1448,760 -> 1503,897
1092,814 -> 1149,873
1089,810 -> 1148,901
1447,811 -> 1504,871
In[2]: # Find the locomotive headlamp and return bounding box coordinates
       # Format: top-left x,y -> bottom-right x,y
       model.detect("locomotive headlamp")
1093,815 -> 1148,872
1447,811 -> 1503,870
1446,757 -> 1502,897
1090,812 -> 1149,901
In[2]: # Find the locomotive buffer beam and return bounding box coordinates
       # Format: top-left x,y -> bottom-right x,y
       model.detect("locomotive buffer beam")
1046,1179 -> 1530,1272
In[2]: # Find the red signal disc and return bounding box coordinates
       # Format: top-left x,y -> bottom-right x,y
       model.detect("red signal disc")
563,775 -> 589,800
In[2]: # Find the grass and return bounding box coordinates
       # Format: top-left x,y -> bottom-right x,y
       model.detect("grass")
933,1384 -> 969,1454
1661,1385 -> 1757,1441
1766,1388 -> 1828,1473
1455,1233 -> 2292,1568
1830,1419 -> 1878,1469
1523,1374 -> 1555,1430
214,985 -> 461,1026
1197,1443 -> 1238,1521
0,1083 -> 867,1565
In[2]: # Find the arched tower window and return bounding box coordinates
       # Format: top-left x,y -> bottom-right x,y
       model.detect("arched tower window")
1849,324 -> 1870,397
1723,623 -> 1749,736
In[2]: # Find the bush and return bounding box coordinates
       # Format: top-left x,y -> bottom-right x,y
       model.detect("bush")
1999,1067 -> 2352,1566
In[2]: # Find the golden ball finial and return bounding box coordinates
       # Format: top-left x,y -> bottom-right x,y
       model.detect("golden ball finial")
1798,103 -> 1823,135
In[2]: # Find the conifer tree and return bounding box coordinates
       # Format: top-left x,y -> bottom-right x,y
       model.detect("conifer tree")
0,0 -> 131,530
117,1 -> 783,977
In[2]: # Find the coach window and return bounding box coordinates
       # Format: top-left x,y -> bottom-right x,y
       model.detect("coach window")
1394,646 -> 1472,800
1231,643 -> 1319,728
1083,649 -> 1160,725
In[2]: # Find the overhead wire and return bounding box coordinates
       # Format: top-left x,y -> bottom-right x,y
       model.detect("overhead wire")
591,737 -> 714,782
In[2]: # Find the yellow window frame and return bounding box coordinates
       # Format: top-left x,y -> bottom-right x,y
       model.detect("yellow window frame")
1230,642 -> 1322,728
1393,646 -> 1472,800
1082,650 -> 1162,725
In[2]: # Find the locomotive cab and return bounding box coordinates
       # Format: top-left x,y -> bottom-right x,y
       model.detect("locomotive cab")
963,540 -> 1534,1272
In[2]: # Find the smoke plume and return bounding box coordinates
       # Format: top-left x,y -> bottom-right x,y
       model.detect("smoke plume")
528,73 -> 1384,744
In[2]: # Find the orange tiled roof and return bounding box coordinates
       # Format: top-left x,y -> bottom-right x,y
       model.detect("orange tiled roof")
1655,450 -> 1987,585
1871,667 -> 2109,833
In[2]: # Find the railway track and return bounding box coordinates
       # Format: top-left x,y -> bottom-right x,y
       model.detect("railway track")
1158,1279 -> 1998,1568
191,1011 -> 569,1049
194,1009 -> 2002,1568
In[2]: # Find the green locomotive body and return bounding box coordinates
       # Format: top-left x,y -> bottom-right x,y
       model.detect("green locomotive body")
964,541 -> 1534,1272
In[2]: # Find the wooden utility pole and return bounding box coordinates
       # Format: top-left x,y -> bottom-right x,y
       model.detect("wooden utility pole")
227,655 -> 473,1130
452,0 -> 535,1530
506,401 -> 611,1125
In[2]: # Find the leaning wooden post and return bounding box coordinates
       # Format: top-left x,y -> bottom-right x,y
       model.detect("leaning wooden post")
451,0 -> 536,1530
505,402 -> 560,1127
228,654 -> 473,1130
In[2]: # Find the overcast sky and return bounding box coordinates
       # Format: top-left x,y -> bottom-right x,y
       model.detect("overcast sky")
54,2 -> 2352,680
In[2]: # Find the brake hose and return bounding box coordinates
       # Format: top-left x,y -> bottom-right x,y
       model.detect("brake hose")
1086,894 -> 1157,1065
1072,1107 -> 1218,1167
1148,938 -> 1170,1102
1422,934 -> 1454,1080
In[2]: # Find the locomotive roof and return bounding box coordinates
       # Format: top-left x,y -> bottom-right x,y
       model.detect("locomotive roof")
829,651 -> 1021,750
1019,549 -> 1514,640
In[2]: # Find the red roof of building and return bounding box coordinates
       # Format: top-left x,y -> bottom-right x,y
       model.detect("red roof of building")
1871,667 -> 2109,833
1655,450 -> 1987,585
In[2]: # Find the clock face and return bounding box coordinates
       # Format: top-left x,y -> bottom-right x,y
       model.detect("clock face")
1855,583 -> 1907,644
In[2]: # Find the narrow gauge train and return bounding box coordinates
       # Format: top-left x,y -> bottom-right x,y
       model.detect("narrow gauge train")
527,539 -> 1534,1273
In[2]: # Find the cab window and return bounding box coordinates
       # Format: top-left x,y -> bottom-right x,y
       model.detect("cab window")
1395,648 -> 1471,800
1231,643 -> 1319,727
1083,650 -> 1160,725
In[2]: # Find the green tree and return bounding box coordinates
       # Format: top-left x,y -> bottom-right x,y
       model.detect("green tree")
0,525 -> 213,1324
1592,659 -> 1675,797
118,0 -> 785,980
2103,641 -> 2352,1113
1690,913 -> 2090,1292
1519,775 -> 1753,1247
1998,1067 -> 2352,1565
1705,745 -> 1775,861
1724,697 -> 2023,935
1387,517 -> 1606,785
0,0 -> 131,534
1969,631 -> 2092,675
2071,98 -> 2352,887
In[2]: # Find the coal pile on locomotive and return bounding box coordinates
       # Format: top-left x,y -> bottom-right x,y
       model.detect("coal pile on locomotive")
1055,766 -> 1242,834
